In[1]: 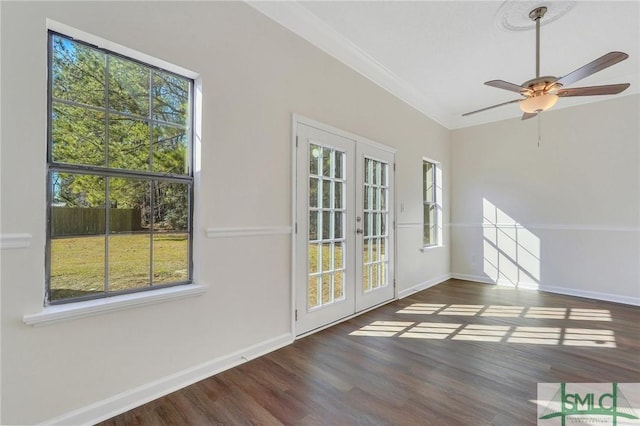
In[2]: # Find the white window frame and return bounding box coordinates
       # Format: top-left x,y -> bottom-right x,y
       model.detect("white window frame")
422,158 -> 442,248
44,20 -> 201,306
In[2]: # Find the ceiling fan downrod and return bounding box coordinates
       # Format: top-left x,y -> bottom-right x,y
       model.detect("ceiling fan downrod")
530,6 -> 547,79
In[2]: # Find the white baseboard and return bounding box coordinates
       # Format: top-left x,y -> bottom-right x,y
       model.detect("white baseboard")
450,273 -> 539,290
451,273 -> 640,306
451,273 -> 495,285
398,273 -> 452,299
43,333 -> 294,426
539,285 -> 640,307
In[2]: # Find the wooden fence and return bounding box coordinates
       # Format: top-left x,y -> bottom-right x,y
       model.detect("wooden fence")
52,207 -> 143,237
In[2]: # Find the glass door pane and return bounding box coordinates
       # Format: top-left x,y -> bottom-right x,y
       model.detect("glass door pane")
308,144 -> 347,310
362,157 -> 389,292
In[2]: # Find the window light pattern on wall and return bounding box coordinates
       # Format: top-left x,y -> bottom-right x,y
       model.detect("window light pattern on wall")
482,198 -> 540,287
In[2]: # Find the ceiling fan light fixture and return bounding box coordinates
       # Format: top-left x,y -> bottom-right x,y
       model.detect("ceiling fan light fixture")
519,93 -> 558,113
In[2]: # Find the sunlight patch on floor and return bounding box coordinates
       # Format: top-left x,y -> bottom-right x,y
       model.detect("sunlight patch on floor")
349,321 -> 617,347
396,303 -> 612,322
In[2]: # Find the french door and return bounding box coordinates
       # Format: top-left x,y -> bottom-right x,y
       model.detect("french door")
295,122 -> 395,336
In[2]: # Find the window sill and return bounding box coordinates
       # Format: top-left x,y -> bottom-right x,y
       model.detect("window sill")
421,244 -> 443,252
23,284 -> 206,327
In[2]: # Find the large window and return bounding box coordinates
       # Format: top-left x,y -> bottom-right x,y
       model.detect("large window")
423,160 -> 438,247
46,31 -> 193,304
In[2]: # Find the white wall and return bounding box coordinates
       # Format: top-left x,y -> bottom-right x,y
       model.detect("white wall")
0,2 -> 450,424
451,95 -> 640,305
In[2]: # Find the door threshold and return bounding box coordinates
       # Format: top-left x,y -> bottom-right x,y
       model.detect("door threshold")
295,298 -> 396,339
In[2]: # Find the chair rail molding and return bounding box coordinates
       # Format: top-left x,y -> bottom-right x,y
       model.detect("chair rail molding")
0,233 -> 32,249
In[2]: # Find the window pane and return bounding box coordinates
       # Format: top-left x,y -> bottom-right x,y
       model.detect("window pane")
370,238 -> 378,262
109,56 -> 149,117
380,188 -> 387,211
153,181 -> 189,232
51,35 -> 105,107
335,242 -> 344,269
322,210 -> 331,240
322,179 -> 331,208
364,185 -> 370,210
153,125 -> 188,174
335,151 -> 343,179
51,172 -> 106,214
364,212 -> 370,237
334,181 -> 343,209
424,204 -> 436,246
152,181 -> 190,285
52,103 -> 106,166
372,213 -> 378,237
334,271 -> 343,300
322,148 -> 332,177
308,276 -> 319,309
334,212 -> 343,239
381,163 -> 387,186
424,161 -> 435,203
309,144 -> 320,175
153,233 -> 188,285
374,187 -> 380,210
309,210 -> 319,241
363,264 -> 371,291
372,263 -> 379,289
373,161 -> 379,185
309,177 -> 318,208
309,243 -> 320,274
153,70 -> 190,126
109,115 -> 150,170
50,173 -> 106,301
321,273 -> 332,304
108,177 -> 151,292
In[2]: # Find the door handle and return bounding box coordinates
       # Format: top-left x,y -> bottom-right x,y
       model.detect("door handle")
356,228 -> 364,235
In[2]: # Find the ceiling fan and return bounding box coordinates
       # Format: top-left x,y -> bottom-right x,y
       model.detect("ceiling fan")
463,6 -> 630,120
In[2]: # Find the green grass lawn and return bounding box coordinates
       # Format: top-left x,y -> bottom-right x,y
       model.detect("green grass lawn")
50,232 -> 188,301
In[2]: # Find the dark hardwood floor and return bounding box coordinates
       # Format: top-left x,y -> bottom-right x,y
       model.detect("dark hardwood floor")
99,279 -> 640,425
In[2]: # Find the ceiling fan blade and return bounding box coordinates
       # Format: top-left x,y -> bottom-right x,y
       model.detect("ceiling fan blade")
485,80 -> 528,93
462,99 -> 522,117
556,83 -> 630,97
522,112 -> 537,120
555,52 -> 629,87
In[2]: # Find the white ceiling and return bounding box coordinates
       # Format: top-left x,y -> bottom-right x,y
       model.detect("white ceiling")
248,1 -> 639,129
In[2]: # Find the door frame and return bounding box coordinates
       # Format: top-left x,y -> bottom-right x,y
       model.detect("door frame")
290,114 -> 398,337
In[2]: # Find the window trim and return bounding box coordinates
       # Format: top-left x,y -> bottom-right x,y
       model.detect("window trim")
24,283 -> 207,327
45,23 -> 198,306
422,158 -> 440,248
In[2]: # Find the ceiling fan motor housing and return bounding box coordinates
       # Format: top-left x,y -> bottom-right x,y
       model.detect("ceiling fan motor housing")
521,76 -> 561,94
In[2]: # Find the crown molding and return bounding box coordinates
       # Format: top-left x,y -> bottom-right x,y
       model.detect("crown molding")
246,1 -> 451,129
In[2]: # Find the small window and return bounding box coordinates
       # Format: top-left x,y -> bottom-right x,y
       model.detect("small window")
46,31 -> 194,304
423,160 -> 438,247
